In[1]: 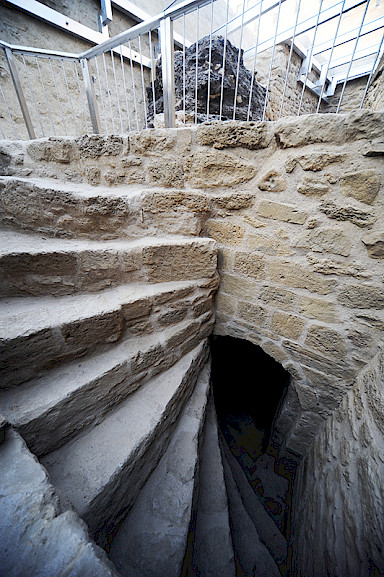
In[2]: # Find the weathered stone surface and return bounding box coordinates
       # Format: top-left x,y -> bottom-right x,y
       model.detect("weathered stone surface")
257,200 -> 307,224
306,254 -> 369,278
0,429 -> 119,577
76,135 -> 124,158
259,285 -> 298,310
299,296 -> 340,323
270,261 -> 336,295
274,114 -> 346,148
362,142 -> 384,156
212,192 -> 254,210
109,363 -> 210,577
339,170 -> 380,205
146,159 -> 184,187
305,325 -> 347,359
148,36 -> 267,124
338,284 -> 384,309
215,292 -> 237,316
258,170 -> 287,192
27,138 -> 77,164
344,110 -> 384,141
294,228 -> 351,256
283,340 -> 357,381
297,177 -> 329,197
206,219 -> 245,246
185,151 -> 256,188
295,151 -> 345,171
319,201 -> 376,228
361,231 -> 384,258
197,121 -> 273,149
238,301 -> 268,326
271,312 -> 304,340
247,233 -> 294,256
233,251 -> 266,279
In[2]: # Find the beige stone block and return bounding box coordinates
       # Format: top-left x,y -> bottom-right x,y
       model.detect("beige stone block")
158,305 -> 188,326
294,382 -> 318,411
184,151 -> 257,188
130,344 -> 163,374
283,340 -> 357,381
121,298 -> 152,321
297,177 -> 329,197
271,312 -> 304,340
257,200 -> 308,224
152,287 -> 194,306
295,151 -> 345,172
129,130 -> 176,154
259,285 -> 297,311
206,220 -> 245,246
319,201 -> 376,228
299,296 -> 340,323
305,325 -> 347,359
143,243 -> 217,282
237,301 -> 268,327
27,139 -> 77,164
212,192 -> 254,210
258,170 -> 287,192
76,135 -> 124,158
269,261 -> 336,295
339,170 -> 380,205
168,321 -> 199,350
196,121 -> 273,149
61,311 -> 123,348
219,273 -> 259,299
246,233 -> 294,256
338,284 -> 384,309
215,292 -> 237,316
344,110 -> 384,142
361,232 -> 384,258
306,254 -> 369,279
192,297 -> 213,318
217,247 -> 234,270
146,159 -> 184,187
294,228 -> 351,257
243,214 -> 266,229
233,251 -> 266,279
85,167 -> 101,185
274,113 -> 346,148
262,340 -> 289,364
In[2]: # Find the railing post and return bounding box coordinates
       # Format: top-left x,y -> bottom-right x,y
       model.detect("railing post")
5,47 -> 36,139
160,16 -> 175,128
81,57 -> 101,134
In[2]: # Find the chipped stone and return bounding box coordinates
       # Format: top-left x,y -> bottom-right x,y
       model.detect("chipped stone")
294,228 -> 351,257
361,232 -> 384,258
319,201 -> 376,228
184,151 -> 257,188
297,177 -> 329,197
339,170 -> 380,205
257,200 -> 307,224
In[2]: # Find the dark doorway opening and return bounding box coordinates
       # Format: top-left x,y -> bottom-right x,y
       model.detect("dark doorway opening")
210,335 -> 290,452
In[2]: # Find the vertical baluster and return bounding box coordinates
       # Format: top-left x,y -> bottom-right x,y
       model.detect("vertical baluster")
0,82 -> 18,139
206,0 -> 214,121
262,0 -> 283,121
111,49 -> 123,134
279,0 -> 302,119
148,31 -> 156,127
336,0 -> 370,114
233,0 -> 246,120
22,54 -> 44,137
36,57 -> 55,136
129,41 -> 139,131
73,60 -> 90,133
5,47 -> 34,139
247,0 -> 263,121
49,56 -> 67,136
195,7 -> 199,124
219,0 -> 230,121
61,59 -> 78,135
297,0 -> 323,116
119,44 -> 131,133
95,56 -> 108,134
183,13 -> 186,125
360,31 -> 384,109
138,35 -> 148,129
102,52 -> 115,133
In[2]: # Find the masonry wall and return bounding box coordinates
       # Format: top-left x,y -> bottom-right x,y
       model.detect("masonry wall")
1,110 -> 383,464
365,53 -> 384,112
290,343 -> 384,577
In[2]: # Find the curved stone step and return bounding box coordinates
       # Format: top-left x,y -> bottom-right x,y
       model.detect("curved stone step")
41,343 -> 209,548
186,396 -> 236,577
0,176 -> 210,240
0,279 -> 215,388
0,314 -> 214,457
220,433 -> 288,566
109,362 -> 211,577
0,429 -> 119,577
220,436 -> 282,577
0,229 -> 217,297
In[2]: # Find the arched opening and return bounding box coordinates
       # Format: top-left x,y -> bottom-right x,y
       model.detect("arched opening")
210,335 -> 292,534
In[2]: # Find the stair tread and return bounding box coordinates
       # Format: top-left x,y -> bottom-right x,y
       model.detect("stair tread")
109,362 -> 211,577
0,316 -> 198,426
0,279 -> 197,338
0,228 -> 213,256
41,344 -> 206,526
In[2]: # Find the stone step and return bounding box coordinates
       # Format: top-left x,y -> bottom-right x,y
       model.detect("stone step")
0,314 -> 214,457
0,229 -> 217,297
220,432 -> 288,566
220,436 -> 282,577
185,396 -> 236,577
109,361 -> 211,577
41,343 -> 208,549
0,429 -> 119,577
0,279 -> 215,388
0,175 -> 210,240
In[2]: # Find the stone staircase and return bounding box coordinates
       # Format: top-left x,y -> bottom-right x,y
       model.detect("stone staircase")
0,138 -> 290,576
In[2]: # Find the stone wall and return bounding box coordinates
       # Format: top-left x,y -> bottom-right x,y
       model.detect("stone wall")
365,53 -> 384,112
1,109 -> 383,464
290,343 -> 384,577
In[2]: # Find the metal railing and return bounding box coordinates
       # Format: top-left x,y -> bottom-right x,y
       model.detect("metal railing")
0,0 -> 383,140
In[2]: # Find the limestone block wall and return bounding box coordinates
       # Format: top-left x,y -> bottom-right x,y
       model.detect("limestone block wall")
1,109 -> 383,465
290,343 -> 384,577
365,53 -> 384,112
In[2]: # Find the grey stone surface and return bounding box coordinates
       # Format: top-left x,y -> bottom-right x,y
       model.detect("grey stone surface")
187,396 -> 236,577
109,362 -> 210,577
0,429 -> 119,577
42,343 -> 208,548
